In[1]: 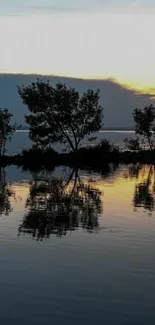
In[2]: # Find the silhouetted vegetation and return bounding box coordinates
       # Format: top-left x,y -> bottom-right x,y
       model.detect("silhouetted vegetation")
18,79 -> 103,152
124,104 -> 155,152
18,169 -> 103,240
0,108 -> 16,155
21,146 -> 58,170
2,143 -> 155,170
1,81 -> 155,168
123,137 -> 141,153
9,139 -> 119,173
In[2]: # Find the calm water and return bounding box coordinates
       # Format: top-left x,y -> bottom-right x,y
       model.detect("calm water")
7,130 -> 136,154
0,163 -> 155,324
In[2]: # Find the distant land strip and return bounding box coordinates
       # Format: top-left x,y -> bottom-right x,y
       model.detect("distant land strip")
17,126 -> 134,131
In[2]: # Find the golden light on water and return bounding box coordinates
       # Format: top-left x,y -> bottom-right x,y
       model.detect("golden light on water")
11,184 -> 29,211
1,164 -> 154,241
10,165 -> 154,215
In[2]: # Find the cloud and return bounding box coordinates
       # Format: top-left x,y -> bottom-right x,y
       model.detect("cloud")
1,0 -> 155,16
0,0 -> 110,15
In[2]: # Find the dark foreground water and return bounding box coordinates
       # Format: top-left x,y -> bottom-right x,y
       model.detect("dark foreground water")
0,164 -> 155,324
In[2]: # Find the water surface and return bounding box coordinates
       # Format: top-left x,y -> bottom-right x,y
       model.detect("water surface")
0,164 -> 155,324
7,130 -> 136,154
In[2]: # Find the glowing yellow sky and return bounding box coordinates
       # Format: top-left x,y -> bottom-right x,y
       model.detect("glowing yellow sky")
0,9 -> 155,91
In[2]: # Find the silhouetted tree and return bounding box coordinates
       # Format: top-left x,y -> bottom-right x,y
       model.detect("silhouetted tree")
0,108 -> 16,155
132,105 -> 155,151
17,80 -> 103,152
18,169 -> 103,240
123,137 -> 141,152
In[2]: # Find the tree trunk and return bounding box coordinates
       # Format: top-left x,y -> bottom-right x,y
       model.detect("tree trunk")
0,167 -> 5,186
0,132 -> 2,156
75,142 -> 78,152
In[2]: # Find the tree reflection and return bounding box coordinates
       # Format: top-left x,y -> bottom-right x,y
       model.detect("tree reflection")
0,167 -> 14,215
126,163 -> 143,179
126,164 -> 155,214
18,169 -> 103,240
133,165 -> 155,213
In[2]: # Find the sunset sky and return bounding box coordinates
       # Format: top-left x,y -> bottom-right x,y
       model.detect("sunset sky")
0,1 -> 155,92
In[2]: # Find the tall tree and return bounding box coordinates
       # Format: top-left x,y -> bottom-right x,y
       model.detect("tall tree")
18,79 -> 104,152
0,108 -> 16,156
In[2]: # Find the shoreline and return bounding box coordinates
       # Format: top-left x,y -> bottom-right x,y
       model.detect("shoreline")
0,148 -> 155,171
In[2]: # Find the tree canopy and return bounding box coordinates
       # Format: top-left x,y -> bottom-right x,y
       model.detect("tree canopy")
18,79 -> 104,152
124,104 -> 155,152
0,108 -> 15,155
133,104 -> 155,151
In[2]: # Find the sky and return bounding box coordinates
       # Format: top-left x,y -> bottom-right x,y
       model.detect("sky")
0,1 -> 155,93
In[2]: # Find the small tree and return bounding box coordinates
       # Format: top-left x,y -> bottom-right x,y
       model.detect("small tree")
0,108 -> 16,156
17,79 -> 104,152
132,104 -> 155,151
